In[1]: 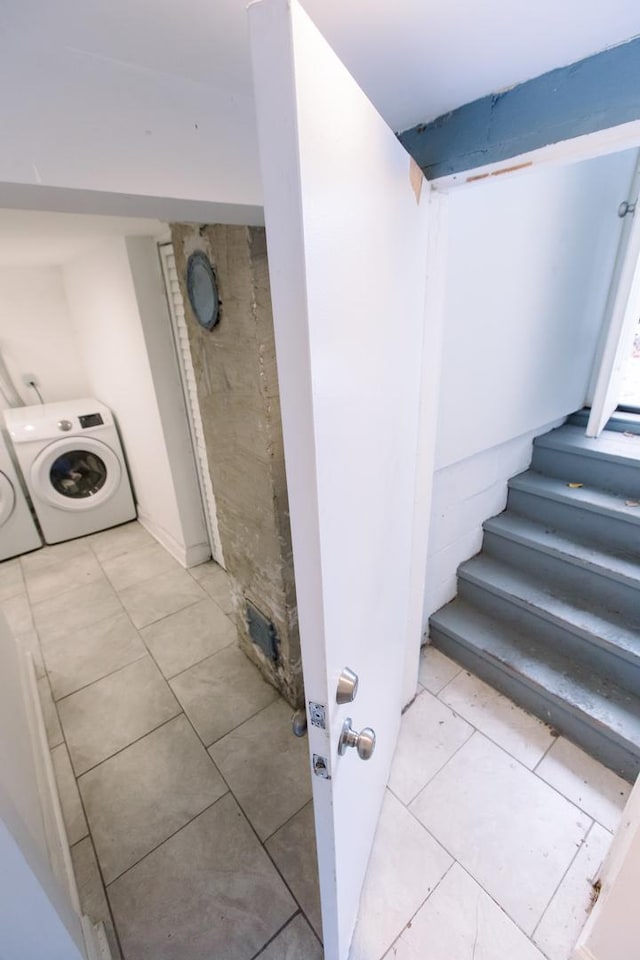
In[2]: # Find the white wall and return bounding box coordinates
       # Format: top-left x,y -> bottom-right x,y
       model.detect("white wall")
424,418 -> 563,618
0,266 -> 90,407
424,149 -> 637,625
125,237 -> 209,561
0,40 -> 261,222
436,150 -> 637,470
63,237 -> 209,566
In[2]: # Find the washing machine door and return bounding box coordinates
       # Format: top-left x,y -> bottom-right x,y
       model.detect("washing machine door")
31,437 -> 122,512
0,471 -> 16,525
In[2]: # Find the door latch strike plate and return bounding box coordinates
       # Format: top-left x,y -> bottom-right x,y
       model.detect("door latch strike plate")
308,702 -> 326,729
312,754 -> 330,779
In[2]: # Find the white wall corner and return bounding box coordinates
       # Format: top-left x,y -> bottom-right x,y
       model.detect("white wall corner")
136,511 -> 210,568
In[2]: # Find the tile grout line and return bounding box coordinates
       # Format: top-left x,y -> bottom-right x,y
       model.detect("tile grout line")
49,741 -> 90,847
45,577 -> 195,705
394,725 -> 479,809
139,638 -> 318,936
75,711 -> 184,780
431,669 -> 628,828
27,527 -> 226,958
44,650 -> 126,959
159,636 -> 236,682
425,671 -> 620,942
173,700 -> 316,930
532,729 -> 560,771
103,792 -> 231,887
529,818 -> 598,943
70,832 -> 126,960
138,623 -> 280,754
397,713 -> 608,949
123,593 -> 206,631
50,649 -> 149,706
70,536 -> 221,955
24,567 -> 111,609
433,666 -> 563,772
37,595 -> 129,656
430,653 -> 632,779
382,858 -> 457,960
398,783 -> 560,948
261,796 -> 314,846
248,910 -> 304,960
250,909 -> 323,959
162,632 -> 247,685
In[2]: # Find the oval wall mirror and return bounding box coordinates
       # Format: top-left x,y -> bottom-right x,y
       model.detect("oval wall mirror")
186,250 -> 220,331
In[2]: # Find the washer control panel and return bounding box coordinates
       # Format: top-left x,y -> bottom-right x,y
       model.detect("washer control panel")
79,413 -> 104,429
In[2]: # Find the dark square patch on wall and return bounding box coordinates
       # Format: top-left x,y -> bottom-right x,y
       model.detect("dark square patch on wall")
246,599 -> 279,662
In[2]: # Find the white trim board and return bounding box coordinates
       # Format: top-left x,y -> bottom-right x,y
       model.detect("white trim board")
158,241 -> 225,567
22,649 -> 113,960
433,119 -> 640,193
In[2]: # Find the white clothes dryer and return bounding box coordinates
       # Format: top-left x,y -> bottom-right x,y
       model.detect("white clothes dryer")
5,399 -> 136,544
0,426 -> 42,560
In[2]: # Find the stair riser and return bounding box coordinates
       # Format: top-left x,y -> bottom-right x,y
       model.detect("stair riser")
531,445 -> 640,498
429,622 -> 640,781
482,531 -> 640,625
507,487 -> 640,556
458,577 -> 640,696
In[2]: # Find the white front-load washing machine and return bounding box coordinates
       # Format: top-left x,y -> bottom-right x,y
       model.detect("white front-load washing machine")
4,399 -> 136,544
0,426 -> 42,560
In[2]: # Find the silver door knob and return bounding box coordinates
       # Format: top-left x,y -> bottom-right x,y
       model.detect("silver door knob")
338,717 -> 376,760
336,667 -> 359,704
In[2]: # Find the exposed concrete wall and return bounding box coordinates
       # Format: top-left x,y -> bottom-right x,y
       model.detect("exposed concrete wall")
170,224 -> 301,708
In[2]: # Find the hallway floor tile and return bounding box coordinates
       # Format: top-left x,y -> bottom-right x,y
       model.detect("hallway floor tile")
79,714 -> 228,882
108,794 -> 296,960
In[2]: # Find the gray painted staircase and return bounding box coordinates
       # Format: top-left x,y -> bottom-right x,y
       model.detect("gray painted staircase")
429,410 -> 640,781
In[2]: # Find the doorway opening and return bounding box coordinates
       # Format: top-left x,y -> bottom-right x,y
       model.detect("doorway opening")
619,319 -> 640,411
0,206 -> 319,960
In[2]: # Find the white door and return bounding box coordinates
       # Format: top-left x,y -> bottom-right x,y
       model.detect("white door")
587,153 -> 640,436
248,3 -> 432,957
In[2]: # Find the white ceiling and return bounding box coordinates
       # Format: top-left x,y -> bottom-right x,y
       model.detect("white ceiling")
3,0 -> 640,131
0,211 -> 164,267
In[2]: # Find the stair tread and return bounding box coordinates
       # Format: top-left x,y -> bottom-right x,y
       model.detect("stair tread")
483,512 -> 640,586
535,424 -> 640,466
459,553 -> 640,660
431,599 -> 640,747
509,471 -> 640,525
570,409 -> 640,433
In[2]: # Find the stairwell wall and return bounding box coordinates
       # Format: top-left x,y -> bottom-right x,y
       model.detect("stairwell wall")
425,148 -> 637,626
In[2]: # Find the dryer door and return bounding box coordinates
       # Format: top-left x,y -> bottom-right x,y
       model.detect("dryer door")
0,471 -> 16,526
31,437 -> 122,512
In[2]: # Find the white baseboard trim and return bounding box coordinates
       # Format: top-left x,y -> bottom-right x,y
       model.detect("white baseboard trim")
82,918 -> 112,960
136,512 -> 211,568
23,651 -> 113,960
22,651 -> 81,914
572,946 -> 597,960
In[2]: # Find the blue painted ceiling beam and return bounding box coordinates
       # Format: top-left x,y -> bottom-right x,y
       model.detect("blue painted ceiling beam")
398,37 -> 640,180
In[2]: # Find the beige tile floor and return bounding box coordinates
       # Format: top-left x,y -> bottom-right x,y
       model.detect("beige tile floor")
0,523 -> 633,960
349,647 -> 631,960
